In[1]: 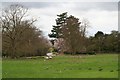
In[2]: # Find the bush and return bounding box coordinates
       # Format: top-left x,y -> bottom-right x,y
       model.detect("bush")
52,52 -> 58,54
54,48 -> 58,52
63,51 -> 96,55
64,51 -> 72,54
87,51 -> 96,55
76,52 -> 87,55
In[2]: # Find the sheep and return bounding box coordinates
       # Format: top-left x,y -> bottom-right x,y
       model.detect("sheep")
44,53 -> 53,60
44,56 -> 49,59
46,53 -> 53,57
44,52 -> 57,60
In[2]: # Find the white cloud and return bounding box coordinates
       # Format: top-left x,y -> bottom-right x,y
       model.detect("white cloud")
2,2 -> 118,38
82,10 -> 118,36
27,3 -> 118,38
1,0 -> 119,2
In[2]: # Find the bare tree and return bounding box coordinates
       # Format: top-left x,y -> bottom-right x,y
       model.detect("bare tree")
62,15 -> 82,54
80,18 -> 90,37
1,4 -> 36,58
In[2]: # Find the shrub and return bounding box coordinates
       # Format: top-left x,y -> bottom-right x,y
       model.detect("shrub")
64,51 -> 72,54
87,51 -> 96,55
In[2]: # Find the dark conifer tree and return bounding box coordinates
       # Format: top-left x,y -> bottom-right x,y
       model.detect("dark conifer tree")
48,12 -> 68,38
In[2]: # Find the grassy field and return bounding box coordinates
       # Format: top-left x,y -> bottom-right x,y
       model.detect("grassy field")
2,54 -> 118,78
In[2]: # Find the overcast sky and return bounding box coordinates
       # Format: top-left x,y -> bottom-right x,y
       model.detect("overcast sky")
1,2 -> 118,38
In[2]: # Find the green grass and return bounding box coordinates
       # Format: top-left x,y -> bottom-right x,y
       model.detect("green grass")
2,54 -> 118,78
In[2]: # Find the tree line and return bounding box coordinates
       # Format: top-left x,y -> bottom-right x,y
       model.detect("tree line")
88,30 -> 120,53
1,4 -> 119,58
49,12 -> 120,54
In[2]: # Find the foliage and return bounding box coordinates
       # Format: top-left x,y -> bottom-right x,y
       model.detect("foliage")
62,15 -> 83,54
1,4 -> 119,58
48,47 -> 54,53
87,31 -> 120,53
1,4 -> 50,58
48,12 -> 67,38
49,13 -> 88,54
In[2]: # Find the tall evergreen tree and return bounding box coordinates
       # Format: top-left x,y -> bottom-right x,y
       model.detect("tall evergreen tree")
48,12 -> 67,38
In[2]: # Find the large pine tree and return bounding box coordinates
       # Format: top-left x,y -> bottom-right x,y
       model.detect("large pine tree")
48,12 -> 67,38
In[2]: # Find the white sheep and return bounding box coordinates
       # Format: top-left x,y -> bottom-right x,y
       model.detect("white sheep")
44,56 -> 49,59
44,52 -> 57,59
46,53 -> 53,57
44,53 -> 53,59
